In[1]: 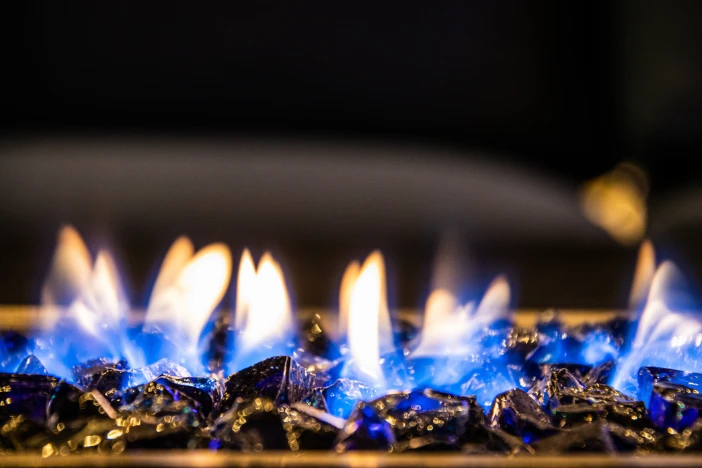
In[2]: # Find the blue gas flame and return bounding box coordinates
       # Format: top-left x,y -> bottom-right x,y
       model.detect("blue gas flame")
611,260 -> 702,396
30,228 -> 231,383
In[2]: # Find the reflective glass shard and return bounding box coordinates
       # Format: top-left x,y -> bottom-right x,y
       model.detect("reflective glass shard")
335,401 -> 395,451
71,358 -> 129,397
122,376 -> 221,420
219,356 -> 315,414
549,383 -> 647,429
487,389 -> 557,443
0,332 -> 34,373
648,381 -> 702,432
637,366 -> 702,407
16,355 -> 49,376
291,351 -> 341,388
459,361 -> 522,410
321,378 -> 376,419
125,358 -> 190,388
336,388 -> 490,452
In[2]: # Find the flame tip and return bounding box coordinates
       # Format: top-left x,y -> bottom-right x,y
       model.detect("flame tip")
58,224 -> 79,236
491,274 -> 510,286
367,250 -> 385,262
173,236 -> 195,249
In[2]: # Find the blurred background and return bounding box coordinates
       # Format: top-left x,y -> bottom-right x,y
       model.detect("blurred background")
2,1 -> 702,310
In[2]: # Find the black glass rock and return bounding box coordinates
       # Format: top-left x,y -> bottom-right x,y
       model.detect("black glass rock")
121,375 -> 221,421
0,373 -> 60,423
531,420 -> 652,454
282,403 -> 343,451
299,313 -> 334,357
487,389 -> 558,443
211,397 -> 289,451
219,356 -> 315,414
545,368 -> 647,429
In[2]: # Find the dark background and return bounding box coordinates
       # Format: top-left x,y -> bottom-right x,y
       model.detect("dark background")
2,1 -> 702,309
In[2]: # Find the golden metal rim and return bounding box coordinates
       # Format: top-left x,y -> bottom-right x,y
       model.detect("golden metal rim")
0,452 -> 700,467
0,306 -> 624,332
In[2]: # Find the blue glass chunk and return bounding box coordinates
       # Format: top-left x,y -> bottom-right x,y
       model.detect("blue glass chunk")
487,389 -> 556,443
406,355 -> 482,393
649,381 -> 702,432
16,355 -> 49,376
322,378 -> 376,419
336,388 -> 488,452
0,332 -> 34,372
292,350 -> 341,388
71,357 -> 129,399
637,366 -> 702,407
459,361 -> 521,410
335,401 -> 396,451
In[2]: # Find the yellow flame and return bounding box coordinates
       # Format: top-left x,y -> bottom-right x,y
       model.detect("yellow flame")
41,225 -> 92,306
236,251 -> 293,352
151,237 -> 195,301
146,239 -> 232,345
628,240 -> 656,310
346,251 -> 391,385
234,249 -> 256,331
338,260 -> 360,339
580,162 -> 648,246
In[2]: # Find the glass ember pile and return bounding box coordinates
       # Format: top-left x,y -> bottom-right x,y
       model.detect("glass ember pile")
1,228 -> 702,456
